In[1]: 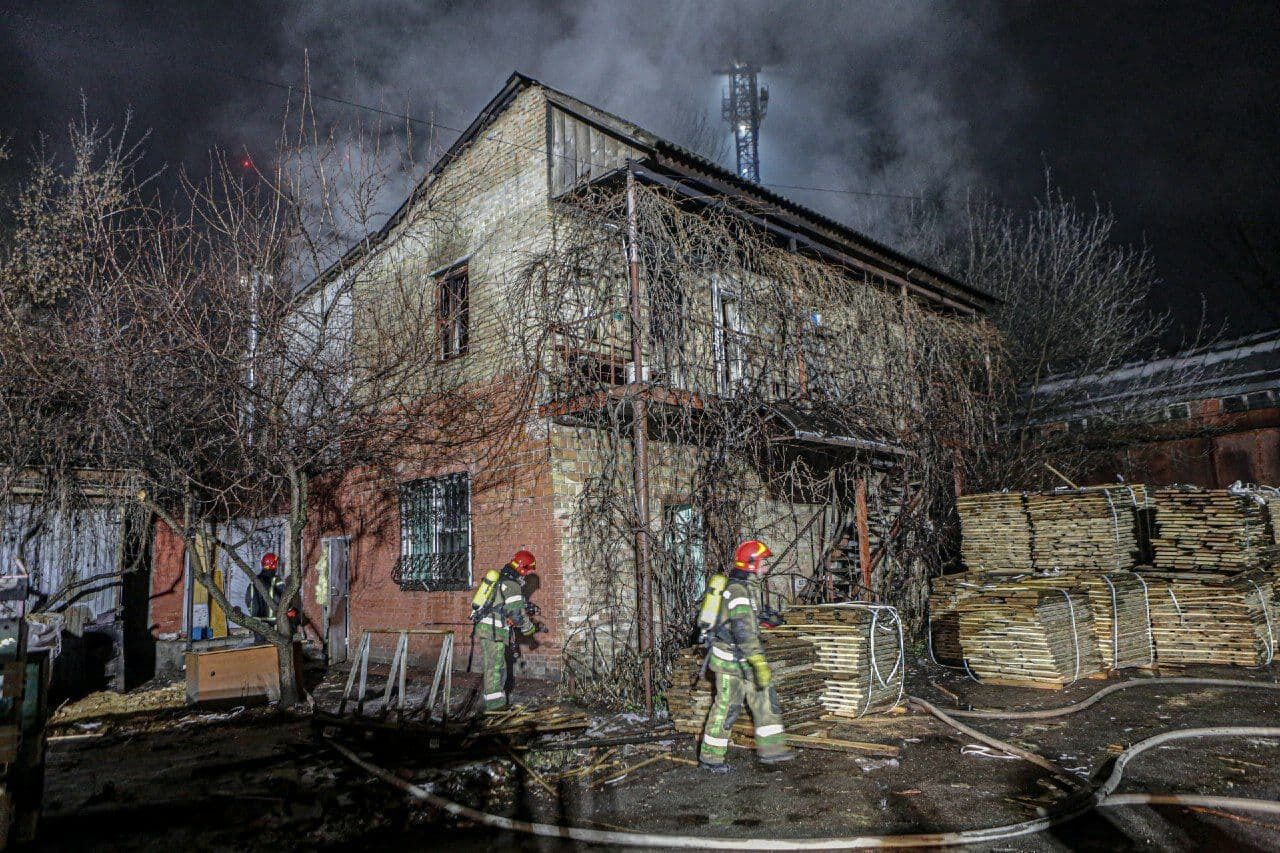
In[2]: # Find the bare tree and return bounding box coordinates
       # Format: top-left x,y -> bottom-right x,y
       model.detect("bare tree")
895,177 -> 1209,488
1,91 -> 535,704
0,116 -> 155,615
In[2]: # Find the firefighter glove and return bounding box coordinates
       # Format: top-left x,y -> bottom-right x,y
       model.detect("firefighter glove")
746,653 -> 772,688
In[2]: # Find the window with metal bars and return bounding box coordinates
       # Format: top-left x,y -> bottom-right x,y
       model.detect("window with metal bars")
438,264 -> 469,360
393,473 -> 471,591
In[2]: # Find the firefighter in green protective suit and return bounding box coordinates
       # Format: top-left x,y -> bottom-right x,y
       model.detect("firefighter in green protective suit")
470,550 -> 539,712
699,539 -> 796,771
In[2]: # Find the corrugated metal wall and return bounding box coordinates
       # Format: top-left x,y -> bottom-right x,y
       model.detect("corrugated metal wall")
1,504 -> 123,619
213,516 -> 288,628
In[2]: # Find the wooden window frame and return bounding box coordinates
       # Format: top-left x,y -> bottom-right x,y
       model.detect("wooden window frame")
438,263 -> 470,361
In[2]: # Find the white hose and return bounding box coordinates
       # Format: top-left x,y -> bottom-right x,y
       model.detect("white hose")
944,676 -> 1280,720
325,676 -> 1280,848
326,732 -> 1096,848
1100,793 -> 1280,815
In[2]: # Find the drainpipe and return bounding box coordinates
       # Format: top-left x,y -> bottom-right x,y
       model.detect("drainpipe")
626,166 -> 654,715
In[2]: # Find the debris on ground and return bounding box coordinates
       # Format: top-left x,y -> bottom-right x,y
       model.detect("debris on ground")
49,683 -> 187,726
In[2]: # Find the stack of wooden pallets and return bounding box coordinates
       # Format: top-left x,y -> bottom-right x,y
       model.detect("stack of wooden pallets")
664,634 -> 824,737
767,605 -> 906,718
956,579 -> 1103,688
1151,487 -> 1274,573
1026,487 -> 1145,573
927,572 -> 970,664
956,492 -> 1032,571
1144,571 -> 1277,667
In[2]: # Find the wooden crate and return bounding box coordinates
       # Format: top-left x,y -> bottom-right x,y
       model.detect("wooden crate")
185,644 -> 281,704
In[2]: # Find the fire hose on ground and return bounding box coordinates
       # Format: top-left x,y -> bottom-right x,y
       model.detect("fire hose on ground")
325,676 -> 1280,848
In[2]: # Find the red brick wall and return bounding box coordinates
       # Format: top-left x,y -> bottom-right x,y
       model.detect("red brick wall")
298,429 -> 563,677
149,521 -> 186,639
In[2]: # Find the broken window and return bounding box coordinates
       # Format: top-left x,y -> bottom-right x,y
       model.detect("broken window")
394,473 -> 471,591
1246,391 -> 1272,410
438,264 -> 469,360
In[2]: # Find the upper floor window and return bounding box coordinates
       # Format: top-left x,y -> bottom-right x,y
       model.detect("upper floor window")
712,277 -> 749,395
438,264 -> 469,360
394,473 -> 471,591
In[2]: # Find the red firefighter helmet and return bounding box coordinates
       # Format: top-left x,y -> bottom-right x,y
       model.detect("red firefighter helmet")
261,552 -> 279,571
508,550 -> 537,576
733,540 -> 772,573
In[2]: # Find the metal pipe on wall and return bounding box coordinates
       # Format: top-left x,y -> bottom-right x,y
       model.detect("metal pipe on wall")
626,166 -> 655,714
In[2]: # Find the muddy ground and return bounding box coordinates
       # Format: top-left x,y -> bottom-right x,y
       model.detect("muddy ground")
32,658 -> 1280,851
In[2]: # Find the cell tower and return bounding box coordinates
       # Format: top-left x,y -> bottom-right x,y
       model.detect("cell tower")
719,61 -> 769,183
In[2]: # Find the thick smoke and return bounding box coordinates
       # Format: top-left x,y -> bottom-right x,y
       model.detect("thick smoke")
230,0 -> 1026,244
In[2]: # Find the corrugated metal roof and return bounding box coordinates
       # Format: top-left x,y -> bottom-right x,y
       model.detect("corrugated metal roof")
1033,329 -> 1280,421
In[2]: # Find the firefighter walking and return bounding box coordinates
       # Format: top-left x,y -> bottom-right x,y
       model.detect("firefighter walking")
470,550 -> 540,712
698,539 -> 795,771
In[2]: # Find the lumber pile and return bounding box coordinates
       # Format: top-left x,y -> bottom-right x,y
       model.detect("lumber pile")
1026,487 -> 1144,573
1069,572 -> 1156,669
771,605 -> 905,717
1009,572 -> 1155,670
664,634 -> 824,737
1251,488 -> 1280,544
956,492 -> 1032,571
927,572 -> 970,664
956,580 -> 1103,688
1145,571 -> 1277,666
1151,487 -> 1273,573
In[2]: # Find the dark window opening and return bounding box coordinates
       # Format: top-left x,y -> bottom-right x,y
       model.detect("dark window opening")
1220,396 -> 1246,414
439,265 -> 469,360
1166,403 -> 1192,420
394,473 -> 471,591
1245,391 -> 1272,410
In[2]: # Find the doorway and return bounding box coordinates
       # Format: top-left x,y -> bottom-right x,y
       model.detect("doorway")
323,537 -> 351,664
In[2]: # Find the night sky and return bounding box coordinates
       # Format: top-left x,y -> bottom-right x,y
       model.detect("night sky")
2,0 -> 1277,344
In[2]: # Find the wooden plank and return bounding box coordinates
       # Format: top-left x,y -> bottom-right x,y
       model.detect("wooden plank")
185,644 -> 280,704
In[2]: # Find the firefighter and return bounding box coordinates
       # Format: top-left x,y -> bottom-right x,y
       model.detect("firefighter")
249,552 -> 283,644
699,539 -> 795,771
471,550 -> 540,712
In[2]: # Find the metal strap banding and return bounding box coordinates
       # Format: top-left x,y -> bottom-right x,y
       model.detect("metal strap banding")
1052,587 -> 1082,683
1131,571 -> 1156,665
1245,580 -> 1276,666
1101,573 -> 1121,668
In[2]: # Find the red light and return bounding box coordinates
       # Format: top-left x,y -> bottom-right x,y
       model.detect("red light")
242,157 -> 252,169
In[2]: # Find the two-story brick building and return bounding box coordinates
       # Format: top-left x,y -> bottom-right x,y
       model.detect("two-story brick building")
149,72 -> 995,689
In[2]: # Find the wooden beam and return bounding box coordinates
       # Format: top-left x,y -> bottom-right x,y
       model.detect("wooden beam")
854,479 -> 872,595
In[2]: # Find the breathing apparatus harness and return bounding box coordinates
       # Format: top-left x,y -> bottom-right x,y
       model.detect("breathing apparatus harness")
693,569 -> 784,683
465,565 -> 542,672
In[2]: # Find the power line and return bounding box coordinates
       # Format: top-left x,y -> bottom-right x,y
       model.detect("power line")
762,183 -> 923,201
